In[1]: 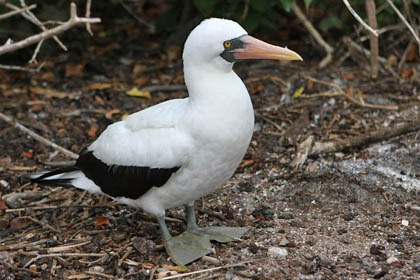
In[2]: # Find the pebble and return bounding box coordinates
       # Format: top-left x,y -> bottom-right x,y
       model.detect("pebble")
413,263 -> 420,273
89,266 -> 104,273
268,247 -> 288,258
386,256 -> 398,264
201,255 -> 221,265
401,219 -> 409,226
157,271 -> 178,278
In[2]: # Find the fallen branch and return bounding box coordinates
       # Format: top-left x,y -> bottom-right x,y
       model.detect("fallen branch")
302,75 -> 398,110
0,3 -> 101,56
140,84 -> 187,93
0,112 -> 78,159
292,3 -> 333,69
159,259 -> 264,280
0,63 -> 44,72
342,0 -> 379,37
24,253 -> 106,268
310,121 -> 420,156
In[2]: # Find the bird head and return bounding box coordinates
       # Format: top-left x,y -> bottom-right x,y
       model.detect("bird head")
183,18 -> 302,72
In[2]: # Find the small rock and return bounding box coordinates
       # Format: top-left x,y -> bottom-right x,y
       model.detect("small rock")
373,268 -> 388,279
157,271 -> 178,278
268,247 -> 288,258
413,263 -> 420,273
89,266 -> 104,273
279,237 -> 290,247
0,180 -> 9,188
386,256 -> 398,264
201,255 -> 220,265
401,219 -> 409,226
370,244 -> 385,256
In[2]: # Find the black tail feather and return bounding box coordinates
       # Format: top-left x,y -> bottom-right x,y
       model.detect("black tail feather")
23,166 -> 80,187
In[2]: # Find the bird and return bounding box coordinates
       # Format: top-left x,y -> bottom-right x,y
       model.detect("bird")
27,18 -> 302,265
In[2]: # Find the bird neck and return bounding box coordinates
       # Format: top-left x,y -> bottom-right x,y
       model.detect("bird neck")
184,62 -> 243,104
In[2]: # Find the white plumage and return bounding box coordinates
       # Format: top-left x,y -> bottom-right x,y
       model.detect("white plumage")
29,18 -> 302,265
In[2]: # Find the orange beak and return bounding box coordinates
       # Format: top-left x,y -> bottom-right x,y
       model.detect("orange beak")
234,35 -> 303,61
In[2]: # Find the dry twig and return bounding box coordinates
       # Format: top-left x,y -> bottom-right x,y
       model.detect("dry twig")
159,259 -> 263,280
342,0 -> 379,37
366,0 -> 378,78
292,3 -> 333,68
310,121 -> 420,155
386,0 -> 420,46
85,0 -> 93,36
0,3 -> 36,20
0,3 -> 101,56
24,253 -> 106,268
302,75 -> 398,110
0,112 -> 78,159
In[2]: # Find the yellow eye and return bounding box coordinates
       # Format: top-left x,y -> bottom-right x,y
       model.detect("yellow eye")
224,41 -> 232,48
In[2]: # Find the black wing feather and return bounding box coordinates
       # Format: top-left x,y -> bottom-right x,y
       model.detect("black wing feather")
76,148 -> 180,199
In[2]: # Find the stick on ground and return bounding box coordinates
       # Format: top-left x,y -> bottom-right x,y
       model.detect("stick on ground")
0,112 -> 78,159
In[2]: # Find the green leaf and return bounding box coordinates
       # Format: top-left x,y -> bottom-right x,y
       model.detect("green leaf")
280,0 -> 295,12
250,0 -> 272,12
193,0 -> 215,17
319,15 -> 343,32
304,0 -> 312,8
241,12 -> 261,33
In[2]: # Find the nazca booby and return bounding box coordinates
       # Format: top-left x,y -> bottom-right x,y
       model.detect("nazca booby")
28,18 -> 302,265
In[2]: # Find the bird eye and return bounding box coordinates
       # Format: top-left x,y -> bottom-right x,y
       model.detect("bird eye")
224,41 -> 232,48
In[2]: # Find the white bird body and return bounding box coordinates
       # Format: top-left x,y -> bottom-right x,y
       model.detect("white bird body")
29,17 -> 302,265
74,65 -> 254,216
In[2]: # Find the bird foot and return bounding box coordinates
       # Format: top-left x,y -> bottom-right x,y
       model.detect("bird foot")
191,226 -> 250,243
164,231 -> 214,266
164,226 -> 249,265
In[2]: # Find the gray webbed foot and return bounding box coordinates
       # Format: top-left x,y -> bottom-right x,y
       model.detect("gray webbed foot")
164,231 -> 214,266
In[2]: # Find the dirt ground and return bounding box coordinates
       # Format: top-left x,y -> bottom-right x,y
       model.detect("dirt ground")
1,13 -> 420,280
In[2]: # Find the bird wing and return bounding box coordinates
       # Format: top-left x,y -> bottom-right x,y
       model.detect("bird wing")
72,98 -> 192,199
88,98 -> 191,168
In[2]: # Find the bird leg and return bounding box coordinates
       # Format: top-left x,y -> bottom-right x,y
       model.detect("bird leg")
184,202 -> 250,243
157,212 -> 213,266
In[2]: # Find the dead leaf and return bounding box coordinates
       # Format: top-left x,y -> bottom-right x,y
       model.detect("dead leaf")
126,87 -> 151,99
0,197 -> 8,209
406,42 -> 419,62
132,64 -> 147,76
173,74 -> 184,84
0,156 -> 11,169
166,44 -> 181,63
94,216 -> 110,229
39,71 -> 55,82
65,63 -> 85,78
10,217 -> 33,230
105,109 -> 120,120
83,83 -> 113,90
399,69 -> 416,80
121,113 -> 129,120
96,43 -> 120,56
88,125 -> 97,137
30,87 -> 76,99
133,76 -> 149,87
95,95 -> 105,106
161,264 -> 189,272
239,159 -> 254,168
250,84 -> 264,95
292,87 -> 305,98
341,73 -> 355,80
21,150 -> 33,158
